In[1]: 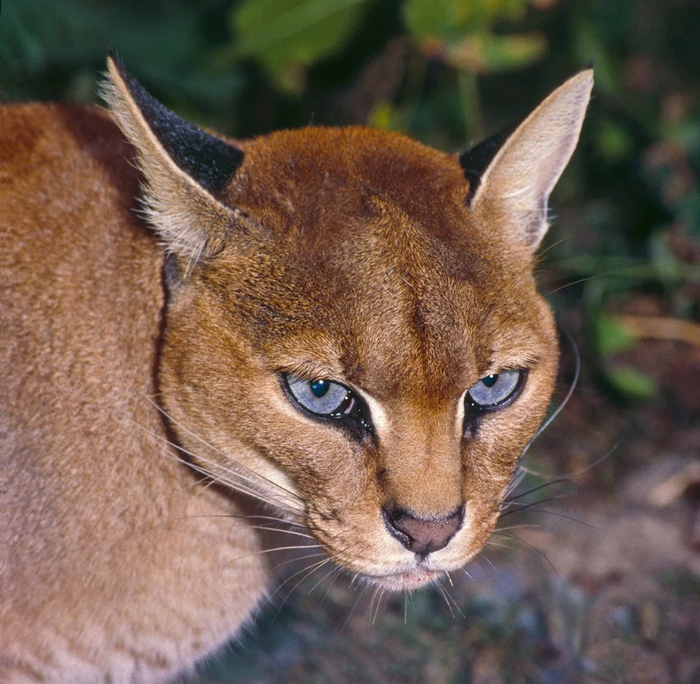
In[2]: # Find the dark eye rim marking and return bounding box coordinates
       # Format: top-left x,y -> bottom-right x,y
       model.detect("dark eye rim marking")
279,373 -> 374,441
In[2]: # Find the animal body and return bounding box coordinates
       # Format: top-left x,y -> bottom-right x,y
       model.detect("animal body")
0,54 -> 592,683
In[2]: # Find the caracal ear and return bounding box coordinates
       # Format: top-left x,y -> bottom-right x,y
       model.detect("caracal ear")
102,52 -> 245,266
460,69 -> 593,250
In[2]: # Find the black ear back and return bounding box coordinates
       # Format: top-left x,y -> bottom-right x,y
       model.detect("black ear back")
459,126 -> 514,206
108,52 -> 244,197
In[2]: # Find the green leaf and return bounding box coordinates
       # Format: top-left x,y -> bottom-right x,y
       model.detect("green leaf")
368,102 -> 398,130
448,32 -> 547,72
230,0 -> 374,94
596,120 -> 634,162
0,0 -> 242,108
403,0 -> 476,43
607,366 -> 657,400
595,313 -> 637,356
650,230 -> 683,285
403,0 -> 532,57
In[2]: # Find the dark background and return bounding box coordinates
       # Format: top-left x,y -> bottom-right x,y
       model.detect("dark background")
2,1 -> 699,682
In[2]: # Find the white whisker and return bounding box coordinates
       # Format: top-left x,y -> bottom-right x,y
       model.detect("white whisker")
371,587 -> 386,626
184,512 -> 309,529
519,325 -> 580,466
272,558 -> 333,620
220,544 -> 323,576
307,564 -> 340,596
495,531 -> 560,574
341,583 -> 367,633
270,552 -> 328,575
272,557 -> 331,599
319,567 -> 344,605
438,577 -> 465,618
144,396 -> 305,503
367,585 -> 381,626
435,583 -> 455,618
225,524 -> 314,540
127,417 -> 304,516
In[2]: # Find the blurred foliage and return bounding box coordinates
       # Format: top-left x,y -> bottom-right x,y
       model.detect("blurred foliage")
0,0 -> 698,401
404,0 -> 547,73
226,0 -> 376,93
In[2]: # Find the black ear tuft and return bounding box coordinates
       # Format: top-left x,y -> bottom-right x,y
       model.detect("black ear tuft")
108,53 -> 244,196
459,125 -> 514,206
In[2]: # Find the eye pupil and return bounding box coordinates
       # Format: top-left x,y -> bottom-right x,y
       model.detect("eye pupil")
482,374 -> 499,388
310,379 -> 330,398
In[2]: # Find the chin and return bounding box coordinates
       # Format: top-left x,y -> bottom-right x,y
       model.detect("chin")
364,568 -> 443,592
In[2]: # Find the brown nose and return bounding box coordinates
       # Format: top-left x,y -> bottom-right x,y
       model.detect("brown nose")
382,506 -> 463,556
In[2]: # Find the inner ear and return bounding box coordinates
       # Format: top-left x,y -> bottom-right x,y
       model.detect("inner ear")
457,69 -> 593,251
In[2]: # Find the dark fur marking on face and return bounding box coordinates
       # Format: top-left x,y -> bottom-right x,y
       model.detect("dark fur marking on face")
323,508 -> 342,523
163,253 -> 182,293
109,51 -> 244,196
312,503 -> 342,524
375,466 -> 388,490
459,125 -> 515,206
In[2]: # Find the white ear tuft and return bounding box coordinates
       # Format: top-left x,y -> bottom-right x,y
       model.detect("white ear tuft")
462,70 -> 593,250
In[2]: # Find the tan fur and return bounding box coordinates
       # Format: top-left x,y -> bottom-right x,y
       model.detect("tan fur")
0,61 -> 592,683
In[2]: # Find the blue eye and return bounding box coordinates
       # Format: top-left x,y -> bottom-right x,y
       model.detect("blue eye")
286,374 -> 351,415
283,373 -> 371,434
467,370 -> 522,408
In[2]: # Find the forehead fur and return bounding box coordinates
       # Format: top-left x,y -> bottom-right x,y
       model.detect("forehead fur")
228,126 -> 469,232
201,126 -> 546,405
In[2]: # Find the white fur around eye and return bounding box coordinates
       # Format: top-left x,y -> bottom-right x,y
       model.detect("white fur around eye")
467,370 -> 521,407
356,390 -> 388,435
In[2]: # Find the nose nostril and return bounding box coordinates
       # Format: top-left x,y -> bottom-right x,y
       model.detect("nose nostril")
382,506 -> 463,556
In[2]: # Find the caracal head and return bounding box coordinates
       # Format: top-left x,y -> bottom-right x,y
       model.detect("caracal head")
104,54 -> 591,590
